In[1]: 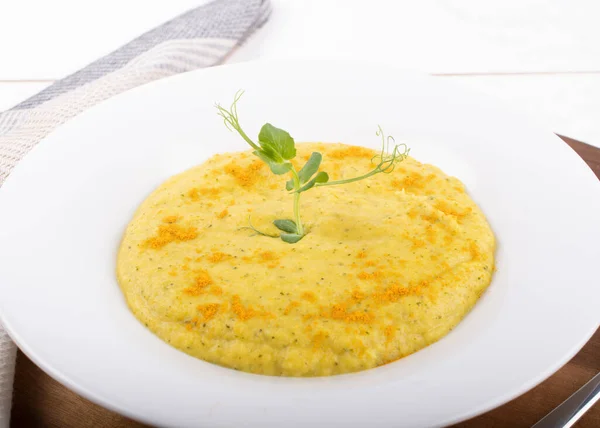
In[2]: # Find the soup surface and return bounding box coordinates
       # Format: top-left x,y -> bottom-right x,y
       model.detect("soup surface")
117,143 -> 495,376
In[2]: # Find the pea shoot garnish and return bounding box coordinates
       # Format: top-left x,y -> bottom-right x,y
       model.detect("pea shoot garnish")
216,91 -> 410,243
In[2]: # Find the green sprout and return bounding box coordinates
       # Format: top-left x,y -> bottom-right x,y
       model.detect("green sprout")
216,90 -> 410,243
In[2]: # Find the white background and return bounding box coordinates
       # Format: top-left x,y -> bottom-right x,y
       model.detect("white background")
1,0 -> 599,147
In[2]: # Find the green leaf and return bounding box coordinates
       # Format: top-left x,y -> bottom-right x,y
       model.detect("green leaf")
298,152 -> 322,183
253,150 -> 277,164
253,150 -> 292,175
315,171 -> 329,183
280,233 -> 303,244
285,179 -> 294,191
273,219 -> 297,234
268,162 -> 292,175
296,171 -> 330,193
258,123 -> 297,161
297,180 -> 316,193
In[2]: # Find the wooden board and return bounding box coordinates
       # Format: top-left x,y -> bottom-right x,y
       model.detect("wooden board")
10,135 -> 600,427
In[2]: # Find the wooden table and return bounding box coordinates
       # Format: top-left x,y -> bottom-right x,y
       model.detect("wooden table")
10,136 -> 600,427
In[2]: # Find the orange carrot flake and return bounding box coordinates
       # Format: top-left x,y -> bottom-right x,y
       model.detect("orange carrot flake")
231,295 -> 257,320
183,269 -> 213,296
259,251 -> 278,261
188,187 -> 221,201
357,271 -> 385,282
374,283 -> 422,303
224,160 -> 264,187
197,303 -> 220,321
207,251 -> 230,263
210,285 -> 223,296
301,291 -> 317,303
351,289 -> 366,301
328,303 -> 374,324
142,223 -> 198,249
283,301 -> 300,315
383,325 -> 395,344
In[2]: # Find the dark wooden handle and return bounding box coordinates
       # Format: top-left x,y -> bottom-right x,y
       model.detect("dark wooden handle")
10,136 -> 600,428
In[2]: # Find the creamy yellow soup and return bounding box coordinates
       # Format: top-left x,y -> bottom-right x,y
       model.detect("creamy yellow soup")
117,143 -> 495,376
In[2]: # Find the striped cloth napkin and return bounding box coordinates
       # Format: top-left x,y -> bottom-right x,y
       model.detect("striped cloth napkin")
0,0 -> 270,425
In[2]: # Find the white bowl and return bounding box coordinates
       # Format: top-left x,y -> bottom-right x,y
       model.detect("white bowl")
0,60 -> 598,427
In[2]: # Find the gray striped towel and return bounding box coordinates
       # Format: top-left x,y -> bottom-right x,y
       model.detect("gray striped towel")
0,0 -> 270,425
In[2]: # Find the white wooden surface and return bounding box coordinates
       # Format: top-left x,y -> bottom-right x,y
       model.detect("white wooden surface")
0,0 -> 599,147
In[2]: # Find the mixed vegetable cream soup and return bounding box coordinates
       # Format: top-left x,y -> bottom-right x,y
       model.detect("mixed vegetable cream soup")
117,143 -> 495,376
